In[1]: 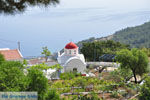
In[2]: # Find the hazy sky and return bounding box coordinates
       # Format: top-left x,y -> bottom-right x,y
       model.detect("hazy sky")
0,0 -> 150,56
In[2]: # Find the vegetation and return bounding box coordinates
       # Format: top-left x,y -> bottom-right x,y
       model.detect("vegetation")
80,40 -> 129,61
139,76 -> 150,100
60,72 -> 81,80
27,67 -> 49,100
78,21 -> 150,49
0,46 -> 149,100
0,53 -> 5,65
112,21 -> 150,48
0,61 -> 28,91
0,59 -> 60,100
141,48 -> 150,57
110,67 -> 132,83
0,0 -> 59,14
46,89 -> 61,100
116,48 -> 149,83
41,46 -> 51,62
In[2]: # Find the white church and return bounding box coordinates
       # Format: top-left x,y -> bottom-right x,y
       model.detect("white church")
57,42 -> 86,73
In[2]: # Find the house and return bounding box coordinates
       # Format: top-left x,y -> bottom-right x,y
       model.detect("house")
0,48 -> 23,61
57,42 -> 86,73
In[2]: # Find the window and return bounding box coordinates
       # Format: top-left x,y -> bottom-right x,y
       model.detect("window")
74,50 -> 76,54
69,50 -> 71,54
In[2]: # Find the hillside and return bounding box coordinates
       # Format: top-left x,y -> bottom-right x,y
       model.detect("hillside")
112,21 -> 150,48
77,21 -> 150,48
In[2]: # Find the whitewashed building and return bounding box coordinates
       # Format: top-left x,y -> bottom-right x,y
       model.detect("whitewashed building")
57,42 -> 86,73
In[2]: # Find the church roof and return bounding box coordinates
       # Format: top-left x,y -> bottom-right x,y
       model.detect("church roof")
65,42 -> 78,49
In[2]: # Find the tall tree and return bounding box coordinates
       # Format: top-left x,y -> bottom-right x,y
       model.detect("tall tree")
0,0 -> 59,14
116,48 -> 149,83
41,46 -> 51,62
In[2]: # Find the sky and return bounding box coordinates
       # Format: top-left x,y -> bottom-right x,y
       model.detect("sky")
0,0 -> 150,56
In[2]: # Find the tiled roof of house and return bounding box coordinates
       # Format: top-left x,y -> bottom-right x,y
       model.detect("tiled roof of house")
0,49 -> 23,60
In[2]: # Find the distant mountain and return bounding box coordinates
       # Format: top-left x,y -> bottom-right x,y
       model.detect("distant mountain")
77,21 -> 150,48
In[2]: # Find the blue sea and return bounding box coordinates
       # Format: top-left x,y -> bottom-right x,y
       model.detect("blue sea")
0,0 -> 150,57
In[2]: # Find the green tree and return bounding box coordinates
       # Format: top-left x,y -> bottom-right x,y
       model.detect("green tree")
0,53 -> 5,65
41,46 -> 51,62
80,40 -> 129,61
0,61 -> 28,91
139,76 -> 150,100
0,0 -> 59,14
27,67 -> 49,100
116,48 -> 149,83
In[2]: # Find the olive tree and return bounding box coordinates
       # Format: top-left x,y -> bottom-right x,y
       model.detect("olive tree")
116,48 -> 149,83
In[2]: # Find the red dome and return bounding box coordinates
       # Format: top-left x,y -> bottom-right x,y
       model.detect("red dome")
65,42 -> 78,49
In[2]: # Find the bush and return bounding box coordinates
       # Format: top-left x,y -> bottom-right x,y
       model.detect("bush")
0,61 -> 28,91
27,68 -> 49,100
60,72 -> 81,80
139,76 -> 150,100
45,89 -> 60,100
110,91 -> 120,98
78,93 -> 102,100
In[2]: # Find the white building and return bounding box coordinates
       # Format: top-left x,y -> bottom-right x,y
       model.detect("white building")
57,42 -> 86,73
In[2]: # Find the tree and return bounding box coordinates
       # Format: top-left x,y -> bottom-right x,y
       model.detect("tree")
0,61 -> 28,91
139,76 -> 150,100
0,53 -> 5,65
41,46 -> 51,62
0,0 -> 59,14
27,67 -> 49,100
80,40 -> 129,61
116,48 -> 149,83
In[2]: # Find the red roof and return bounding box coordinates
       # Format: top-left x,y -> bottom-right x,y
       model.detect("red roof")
0,49 -> 22,60
65,42 -> 78,49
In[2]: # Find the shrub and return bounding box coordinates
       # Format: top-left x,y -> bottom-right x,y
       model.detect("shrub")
45,89 -> 60,100
60,72 -> 81,80
139,76 -> 150,100
110,91 -> 120,98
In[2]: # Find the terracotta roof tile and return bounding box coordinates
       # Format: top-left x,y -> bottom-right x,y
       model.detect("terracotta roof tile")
0,49 -> 23,60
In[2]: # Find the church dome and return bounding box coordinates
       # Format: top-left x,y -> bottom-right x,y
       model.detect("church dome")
65,42 -> 78,49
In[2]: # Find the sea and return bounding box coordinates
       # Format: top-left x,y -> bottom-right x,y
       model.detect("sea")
0,0 -> 150,57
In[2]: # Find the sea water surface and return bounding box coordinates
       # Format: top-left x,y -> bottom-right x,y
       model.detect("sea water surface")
0,0 -> 150,56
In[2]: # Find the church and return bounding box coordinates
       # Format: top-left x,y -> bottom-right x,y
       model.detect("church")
57,42 -> 86,73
